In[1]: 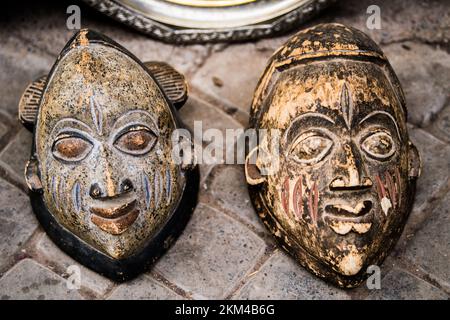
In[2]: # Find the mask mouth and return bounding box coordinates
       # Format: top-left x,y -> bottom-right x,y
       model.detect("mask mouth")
324,200 -> 373,235
325,200 -> 373,217
89,196 -> 139,235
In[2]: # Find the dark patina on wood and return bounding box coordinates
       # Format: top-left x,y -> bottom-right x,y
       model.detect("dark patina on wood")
18,29 -> 198,282
245,23 -> 421,288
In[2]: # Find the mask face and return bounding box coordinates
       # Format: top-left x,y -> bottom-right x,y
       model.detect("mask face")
20,30 -> 198,281
246,24 -> 421,288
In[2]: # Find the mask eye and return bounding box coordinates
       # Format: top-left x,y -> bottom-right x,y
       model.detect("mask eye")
52,135 -> 93,162
290,132 -> 333,164
361,131 -> 395,160
114,126 -> 157,156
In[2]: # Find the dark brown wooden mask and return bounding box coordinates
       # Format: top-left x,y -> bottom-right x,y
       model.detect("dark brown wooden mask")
19,29 -> 198,281
245,23 -> 421,288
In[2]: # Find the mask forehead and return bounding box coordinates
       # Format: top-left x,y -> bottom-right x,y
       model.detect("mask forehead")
36,43 -> 174,150
261,60 -> 406,136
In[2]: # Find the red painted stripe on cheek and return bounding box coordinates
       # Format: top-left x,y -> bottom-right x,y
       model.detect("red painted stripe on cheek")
385,172 -> 396,208
281,176 -> 290,216
293,176 -> 303,220
375,174 -> 386,200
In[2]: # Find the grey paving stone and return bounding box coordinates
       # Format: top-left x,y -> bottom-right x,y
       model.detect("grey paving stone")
0,128 -> 33,186
108,275 -> 184,300
179,96 -> 242,165
310,0 -> 450,45
251,0 -> 450,63
199,164 -> 214,186
384,42 -> 450,127
191,43 -> 273,114
35,234 -> 113,297
180,96 -> 242,133
403,193 -> 450,291
122,40 -> 209,76
0,178 -> 37,270
2,1 -> 208,75
374,0 -> 450,45
428,102 -> 450,144
0,36 -> 53,117
0,121 -> 8,142
406,128 -> 450,230
201,165 -> 266,233
366,268 -> 448,300
0,259 -> 83,300
232,251 -> 350,300
154,204 -> 266,299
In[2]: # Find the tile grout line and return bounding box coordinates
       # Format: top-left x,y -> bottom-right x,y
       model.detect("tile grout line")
190,87 -> 250,127
148,270 -> 194,300
390,254 -> 450,296
224,246 -> 278,300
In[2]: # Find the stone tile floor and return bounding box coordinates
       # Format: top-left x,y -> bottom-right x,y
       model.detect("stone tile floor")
0,0 -> 448,300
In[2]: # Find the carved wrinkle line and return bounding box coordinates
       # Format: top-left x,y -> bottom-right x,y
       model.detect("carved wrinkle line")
165,167 -> 171,205
71,181 -> 82,214
89,96 -> 103,135
142,172 -> 151,210
159,169 -> 164,207
51,176 -> 58,209
154,171 -> 160,209
59,179 -> 66,214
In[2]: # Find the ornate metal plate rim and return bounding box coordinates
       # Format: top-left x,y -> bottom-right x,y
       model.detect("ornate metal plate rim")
82,0 -> 336,44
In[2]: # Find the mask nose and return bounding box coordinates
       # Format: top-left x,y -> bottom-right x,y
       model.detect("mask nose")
330,143 -> 373,191
89,179 -> 134,199
89,148 -> 134,199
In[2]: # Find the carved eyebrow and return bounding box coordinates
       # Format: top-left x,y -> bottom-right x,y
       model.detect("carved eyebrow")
284,112 -> 335,144
52,118 -> 94,136
113,110 -> 159,134
359,111 -> 401,140
290,112 -> 336,125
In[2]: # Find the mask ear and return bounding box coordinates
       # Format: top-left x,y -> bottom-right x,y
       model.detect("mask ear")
143,61 -> 188,110
25,156 -> 43,192
245,146 -> 266,185
408,141 -> 421,180
18,76 -> 47,131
